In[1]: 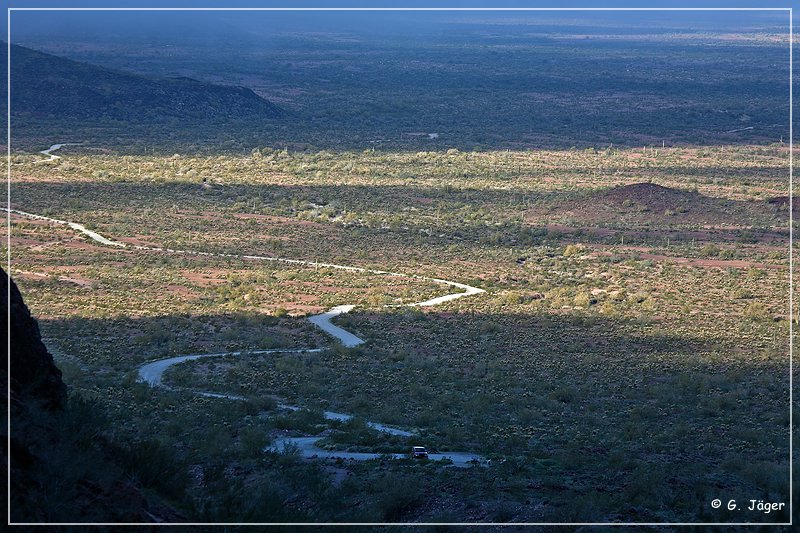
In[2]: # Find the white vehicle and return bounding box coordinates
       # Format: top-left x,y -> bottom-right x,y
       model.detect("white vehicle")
411,446 -> 428,459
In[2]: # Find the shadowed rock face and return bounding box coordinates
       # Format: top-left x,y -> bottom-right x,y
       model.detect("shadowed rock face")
4,266 -> 66,522
3,268 -> 183,523
3,266 -> 67,410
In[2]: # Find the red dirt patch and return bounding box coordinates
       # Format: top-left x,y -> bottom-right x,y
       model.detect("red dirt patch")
543,224 -> 788,246
30,240 -> 64,251
181,269 -> 235,286
258,303 -> 326,315
410,196 -> 435,204
12,268 -> 96,287
116,235 -> 162,247
288,293 -> 321,304
634,252 -> 783,270
165,284 -> 200,298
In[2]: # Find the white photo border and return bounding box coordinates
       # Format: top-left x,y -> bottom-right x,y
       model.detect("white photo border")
5,4 -> 794,527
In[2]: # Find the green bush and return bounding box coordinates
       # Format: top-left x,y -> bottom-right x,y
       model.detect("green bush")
563,244 -> 584,257
743,302 -> 769,321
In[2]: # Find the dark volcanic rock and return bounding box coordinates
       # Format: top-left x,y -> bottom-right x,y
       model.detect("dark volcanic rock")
3,266 -> 67,411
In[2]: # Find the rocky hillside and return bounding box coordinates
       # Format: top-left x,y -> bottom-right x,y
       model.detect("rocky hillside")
5,266 -> 67,411
8,42 -> 284,122
3,268 -> 181,523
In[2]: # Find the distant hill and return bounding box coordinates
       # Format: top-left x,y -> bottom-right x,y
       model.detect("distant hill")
8,43 -> 283,123
527,182 -> 783,229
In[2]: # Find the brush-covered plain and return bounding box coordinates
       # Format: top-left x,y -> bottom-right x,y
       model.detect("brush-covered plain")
4,140 -> 794,523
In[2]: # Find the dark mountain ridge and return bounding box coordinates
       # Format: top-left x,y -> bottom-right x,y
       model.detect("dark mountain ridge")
7,42 -> 284,123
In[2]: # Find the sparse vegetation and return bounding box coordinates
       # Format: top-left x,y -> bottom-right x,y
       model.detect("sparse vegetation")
5,12 -> 794,525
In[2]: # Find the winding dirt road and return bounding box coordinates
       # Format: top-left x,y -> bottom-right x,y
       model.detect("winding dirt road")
9,143 -> 488,466
35,142 -> 81,163
8,203 -> 484,344
269,437 -> 484,467
306,305 -> 365,347
137,348 -> 324,387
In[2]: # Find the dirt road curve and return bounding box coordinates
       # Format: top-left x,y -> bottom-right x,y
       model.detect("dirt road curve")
10,142 -> 488,466
269,437 -> 485,467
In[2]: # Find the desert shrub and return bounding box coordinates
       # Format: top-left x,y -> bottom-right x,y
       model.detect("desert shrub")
628,291 -> 649,304
244,396 -> 278,414
272,408 -> 327,433
600,300 -> 617,315
503,292 -> 525,305
239,426 -> 270,457
743,302 -> 769,321
551,386 -> 576,403
190,470 -> 305,522
490,500 -> 520,521
115,438 -> 189,499
374,474 -> 424,521
478,320 -> 500,334
732,288 -> 754,299
563,244 -> 584,257
738,231 -> 757,243
573,293 -> 593,307
610,290 -> 627,302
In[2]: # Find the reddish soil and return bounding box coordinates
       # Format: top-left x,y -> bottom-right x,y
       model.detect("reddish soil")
170,209 -> 333,230
306,284 -> 366,294
169,211 -> 218,221
540,223 -> 787,246
411,196 -> 435,204
164,284 -> 200,298
9,215 -> 56,228
637,252 -> 783,270
545,224 -> 789,246
13,268 -> 96,287
181,269 -> 237,286
546,224 -> 616,237
30,240 -> 64,251
8,236 -> 50,248
116,235 -> 162,247
258,303 -> 325,315
289,293 -> 321,303
62,240 -> 130,254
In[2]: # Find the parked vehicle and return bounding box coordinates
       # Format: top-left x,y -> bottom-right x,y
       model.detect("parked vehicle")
411,446 -> 428,459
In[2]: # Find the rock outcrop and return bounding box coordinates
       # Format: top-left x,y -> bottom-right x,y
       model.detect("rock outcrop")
3,267 -> 182,523
3,266 -> 67,410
